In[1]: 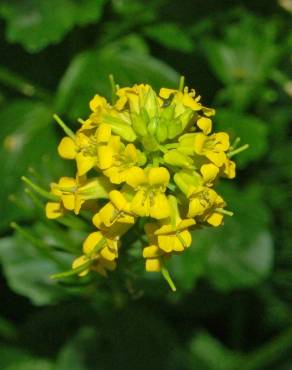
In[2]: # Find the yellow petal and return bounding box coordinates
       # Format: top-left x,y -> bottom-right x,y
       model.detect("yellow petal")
179,230 -> 192,248
223,159 -> 236,179
109,190 -> 128,211
76,152 -> 96,176
89,95 -> 107,111
188,198 -> 205,217
148,167 -> 170,187
131,190 -> 150,217
193,133 -> 207,155
45,202 -> 63,219
96,123 -> 111,143
143,245 -> 160,258
100,246 -> 117,261
201,163 -> 219,184
97,145 -> 114,170
157,235 -> 173,252
58,177 -> 76,189
62,194 -> 75,211
126,167 -> 146,188
215,132 -> 230,151
197,117 -> 212,135
206,151 -> 226,167
58,137 -> 76,159
72,256 -> 89,277
74,195 -> 84,214
159,88 -> 177,99
92,213 -> 102,229
145,258 -> 161,272
182,94 -> 202,110
83,231 -> 103,254
150,193 -> 170,219
206,212 -> 224,227
98,203 -> 115,227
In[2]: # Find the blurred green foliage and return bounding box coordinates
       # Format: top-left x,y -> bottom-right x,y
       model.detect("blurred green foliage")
0,0 -> 291,369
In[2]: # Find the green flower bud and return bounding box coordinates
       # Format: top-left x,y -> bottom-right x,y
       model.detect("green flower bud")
179,108 -> 194,130
168,119 -> 183,139
147,117 -> 158,135
164,150 -> 193,168
174,170 -> 202,195
156,121 -> 168,143
142,135 -> 160,152
131,112 -> 148,136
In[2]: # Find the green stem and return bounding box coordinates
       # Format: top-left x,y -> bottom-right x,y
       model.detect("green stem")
11,222 -> 65,268
51,260 -> 91,279
179,75 -> 185,92
228,144 -> 249,158
21,176 -> 58,201
109,74 -> 117,104
0,65 -> 51,101
161,264 -> 176,292
53,114 -> 75,140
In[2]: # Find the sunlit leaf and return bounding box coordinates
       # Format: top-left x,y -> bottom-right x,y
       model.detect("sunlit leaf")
0,0 -> 106,52
0,100 -> 66,230
143,22 -> 194,52
216,109 -> 268,167
55,43 -> 179,119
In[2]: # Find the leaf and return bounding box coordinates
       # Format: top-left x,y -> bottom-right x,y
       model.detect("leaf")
189,331 -> 239,370
0,0 -> 106,52
55,327 -> 94,370
0,100 -> 66,231
201,184 -> 273,291
55,43 -> 179,119
203,14 -> 280,109
0,232 -> 71,305
0,345 -> 53,370
204,15 -> 279,85
143,23 -> 194,52
215,109 -> 268,167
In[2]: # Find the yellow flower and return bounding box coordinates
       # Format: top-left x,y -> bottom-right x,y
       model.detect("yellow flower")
126,167 -> 170,219
193,132 -> 230,167
159,87 -> 215,117
72,253 -> 116,277
154,196 -> 195,253
45,201 -> 64,219
221,158 -> 236,179
103,143 -> 145,184
46,175 -> 111,216
187,187 -> 227,226
83,231 -> 120,262
46,81 -> 244,287
92,190 -> 135,228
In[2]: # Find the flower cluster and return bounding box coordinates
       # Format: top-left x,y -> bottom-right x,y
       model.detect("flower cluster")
46,82 -> 243,289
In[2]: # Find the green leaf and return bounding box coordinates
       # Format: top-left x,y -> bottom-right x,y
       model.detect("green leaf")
0,232 -> 71,305
55,42 -> 179,119
189,331 -> 239,370
0,0 -> 106,52
0,345 -> 53,370
202,184 -> 273,291
55,327 -> 94,370
204,15 -> 279,85
0,100 -> 66,231
143,23 -> 194,52
215,109 -> 268,167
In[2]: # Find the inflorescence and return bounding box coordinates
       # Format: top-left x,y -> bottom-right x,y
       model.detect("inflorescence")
44,79 -> 247,290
